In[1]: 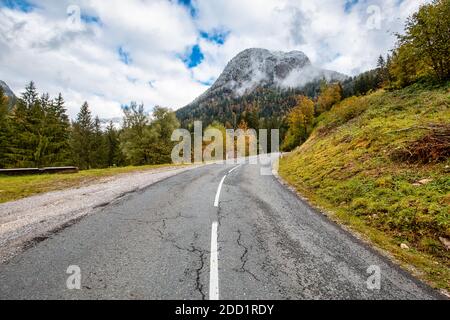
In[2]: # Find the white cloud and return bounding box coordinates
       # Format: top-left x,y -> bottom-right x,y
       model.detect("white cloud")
0,0 -> 430,119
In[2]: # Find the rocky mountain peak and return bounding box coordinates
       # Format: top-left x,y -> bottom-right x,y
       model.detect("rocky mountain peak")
188,48 -> 347,106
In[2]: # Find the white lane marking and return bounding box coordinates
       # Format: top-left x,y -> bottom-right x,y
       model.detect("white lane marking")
228,164 -> 242,174
210,165 -> 241,300
209,221 -> 219,300
214,175 -> 226,207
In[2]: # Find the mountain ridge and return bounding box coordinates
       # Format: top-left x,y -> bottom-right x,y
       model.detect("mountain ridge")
189,48 -> 347,106
176,48 -> 347,126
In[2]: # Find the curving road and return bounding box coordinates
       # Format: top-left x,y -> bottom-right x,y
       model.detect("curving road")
0,162 -> 443,300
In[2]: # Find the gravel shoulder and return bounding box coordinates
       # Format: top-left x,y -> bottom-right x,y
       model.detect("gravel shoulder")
0,165 -> 201,264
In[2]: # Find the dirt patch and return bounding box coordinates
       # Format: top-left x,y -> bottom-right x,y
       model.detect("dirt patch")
391,123 -> 450,163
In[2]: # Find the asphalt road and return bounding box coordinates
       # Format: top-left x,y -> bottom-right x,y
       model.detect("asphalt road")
0,162 -> 443,299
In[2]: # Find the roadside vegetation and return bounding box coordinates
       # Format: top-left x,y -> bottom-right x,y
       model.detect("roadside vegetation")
0,86 -> 180,170
279,0 -> 450,290
280,84 -> 450,290
0,163 -> 185,204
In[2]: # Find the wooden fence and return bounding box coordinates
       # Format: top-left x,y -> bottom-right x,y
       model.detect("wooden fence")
0,167 -> 79,176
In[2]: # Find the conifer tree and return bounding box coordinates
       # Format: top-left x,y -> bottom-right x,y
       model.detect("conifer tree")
45,93 -> 71,165
71,102 -> 94,169
91,116 -> 107,168
105,120 -> 121,167
9,82 -> 44,167
0,87 -> 11,168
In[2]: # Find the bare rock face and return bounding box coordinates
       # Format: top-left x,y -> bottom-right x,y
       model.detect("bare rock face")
0,80 -> 17,109
0,80 -> 16,100
188,48 -> 347,105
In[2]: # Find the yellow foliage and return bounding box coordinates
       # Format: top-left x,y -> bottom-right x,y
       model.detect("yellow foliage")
317,83 -> 343,113
288,96 -> 314,128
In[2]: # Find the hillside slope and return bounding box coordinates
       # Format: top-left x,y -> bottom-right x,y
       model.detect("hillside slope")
279,83 -> 450,290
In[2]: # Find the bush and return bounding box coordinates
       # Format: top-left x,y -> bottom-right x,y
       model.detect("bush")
333,96 -> 368,124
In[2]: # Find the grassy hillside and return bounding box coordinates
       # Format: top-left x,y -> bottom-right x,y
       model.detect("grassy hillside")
279,82 -> 450,290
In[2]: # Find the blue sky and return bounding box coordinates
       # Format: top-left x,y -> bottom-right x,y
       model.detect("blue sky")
0,0 -> 429,119
177,0 -> 197,18
183,44 -> 204,68
118,47 -> 132,65
344,0 -> 360,12
0,0 -> 35,12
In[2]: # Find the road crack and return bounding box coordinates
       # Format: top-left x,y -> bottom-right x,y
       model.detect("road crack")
154,230 -> 208,300
234,229 -> 260,281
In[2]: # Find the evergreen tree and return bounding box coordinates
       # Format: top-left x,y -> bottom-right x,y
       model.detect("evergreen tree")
91,116 -> 107,168
9,82 -> 44,167
105,120 -> 121,167
47,93 -> 71,165
71,102 -> 95,169
8,85 -> 72,168
377,55 -> 388,87
22,81 -> 39,108
0,87 -> 11,168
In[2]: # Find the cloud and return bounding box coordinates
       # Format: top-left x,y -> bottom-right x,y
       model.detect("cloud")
0,0 -> 431,120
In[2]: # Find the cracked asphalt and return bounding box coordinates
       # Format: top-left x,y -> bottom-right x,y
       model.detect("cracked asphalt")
0,163 -> 444,299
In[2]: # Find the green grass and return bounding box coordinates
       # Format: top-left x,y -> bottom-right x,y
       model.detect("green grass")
279,83 -> 450,291
0,163 -> 185,204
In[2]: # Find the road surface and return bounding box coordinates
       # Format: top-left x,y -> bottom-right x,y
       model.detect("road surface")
0,162 -> 443,299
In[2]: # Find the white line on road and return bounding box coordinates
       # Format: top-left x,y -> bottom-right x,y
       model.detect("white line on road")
214,175 -> 227,207
209,165 -> 241,300
228,164 -> 242,174
209,221 -> 219,300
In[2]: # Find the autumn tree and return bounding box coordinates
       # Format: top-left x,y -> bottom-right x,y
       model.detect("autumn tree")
235,120 -> 257,158
282,96 -> 315,151
146,106 -> 180,164
119,102 -> 151,165
120,103 -> 179,165
316,83 -> 343,114
390,0 -> 450,86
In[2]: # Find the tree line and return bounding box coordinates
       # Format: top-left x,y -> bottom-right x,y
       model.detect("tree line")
0,82 -> 179,169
